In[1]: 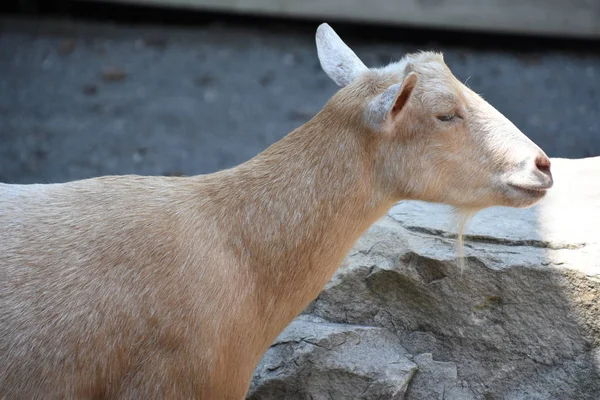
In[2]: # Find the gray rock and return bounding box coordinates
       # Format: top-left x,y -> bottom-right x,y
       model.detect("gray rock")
248,316 -> 416,400
251,157 -> 600,399
408,353 -> 476,400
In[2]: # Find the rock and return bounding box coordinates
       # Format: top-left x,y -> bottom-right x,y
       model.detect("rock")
408,353 -> 476,400
248,316 -> 416,400
250,157 -> 600,399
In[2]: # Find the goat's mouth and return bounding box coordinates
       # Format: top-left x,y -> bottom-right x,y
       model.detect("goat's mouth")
507,184 -> 548,198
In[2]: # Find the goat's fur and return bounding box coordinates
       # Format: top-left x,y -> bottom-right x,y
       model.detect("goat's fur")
0,24 -> 552,399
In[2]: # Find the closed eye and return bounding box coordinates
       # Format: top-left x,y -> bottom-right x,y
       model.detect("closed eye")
437,114 -> 456,122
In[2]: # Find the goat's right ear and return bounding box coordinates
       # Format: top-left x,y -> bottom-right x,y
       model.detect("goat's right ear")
364,72 -> 419,134
316,23 -> 368,87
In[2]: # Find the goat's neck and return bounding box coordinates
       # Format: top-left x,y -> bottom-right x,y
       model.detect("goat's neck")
214,111 -> 392,335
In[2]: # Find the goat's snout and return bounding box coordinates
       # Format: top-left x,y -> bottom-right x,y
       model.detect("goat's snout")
503,149 -> 554,204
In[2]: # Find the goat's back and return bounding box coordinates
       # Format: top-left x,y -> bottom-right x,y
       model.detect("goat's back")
0,176 -> 234,399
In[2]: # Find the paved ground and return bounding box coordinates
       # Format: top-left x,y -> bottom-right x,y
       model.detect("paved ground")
0,14 -> 599,184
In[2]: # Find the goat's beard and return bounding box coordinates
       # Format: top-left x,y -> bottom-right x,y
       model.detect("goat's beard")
451,207 -> 480,272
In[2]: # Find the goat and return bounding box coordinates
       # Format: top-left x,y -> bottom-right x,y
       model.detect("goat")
0,23 -> 553,399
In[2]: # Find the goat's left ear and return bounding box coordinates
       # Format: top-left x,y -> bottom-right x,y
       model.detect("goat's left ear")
316,23 -> 368,87
364,72 -> 419,134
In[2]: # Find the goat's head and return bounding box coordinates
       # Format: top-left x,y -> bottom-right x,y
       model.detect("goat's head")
316,23 -> 553,210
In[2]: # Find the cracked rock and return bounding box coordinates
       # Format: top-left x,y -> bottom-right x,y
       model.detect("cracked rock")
248,316 -> 416,400
407,353 -> 476,400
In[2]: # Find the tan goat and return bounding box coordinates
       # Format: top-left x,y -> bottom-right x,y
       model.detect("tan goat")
0,23 -> 553,399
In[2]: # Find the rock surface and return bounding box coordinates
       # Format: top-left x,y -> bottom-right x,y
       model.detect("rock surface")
249,157 -> 600,399
248,315 -> 416,400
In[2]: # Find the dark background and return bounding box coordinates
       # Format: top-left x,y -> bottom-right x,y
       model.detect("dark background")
1,1 -> 598,184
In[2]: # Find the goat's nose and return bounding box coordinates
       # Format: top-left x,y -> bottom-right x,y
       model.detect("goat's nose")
534,154 -> 553,186
535,154 -> 551,174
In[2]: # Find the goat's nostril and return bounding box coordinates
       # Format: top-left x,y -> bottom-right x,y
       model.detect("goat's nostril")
535,155 -> 551,173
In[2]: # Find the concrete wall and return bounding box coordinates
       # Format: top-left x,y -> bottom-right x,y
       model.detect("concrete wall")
76,0 -> 600,38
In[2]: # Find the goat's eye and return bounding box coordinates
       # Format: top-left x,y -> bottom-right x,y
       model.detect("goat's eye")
437,114 -> 455,122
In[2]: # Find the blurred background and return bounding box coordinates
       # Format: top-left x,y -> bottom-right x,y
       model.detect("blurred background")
0,0 -> 598,184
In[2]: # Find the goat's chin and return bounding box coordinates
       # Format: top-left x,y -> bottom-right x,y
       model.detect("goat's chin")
502,185 -> 548,208
513,197 -> 546,209
443,193 -> 543,210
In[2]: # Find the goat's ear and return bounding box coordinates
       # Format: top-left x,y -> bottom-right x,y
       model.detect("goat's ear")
316,23 -> 368,87
364,72 -> 418,134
